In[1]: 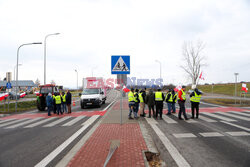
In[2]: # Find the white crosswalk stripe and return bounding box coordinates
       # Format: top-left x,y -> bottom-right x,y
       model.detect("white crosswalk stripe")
0,119 -> 29,128
173,133 -> 197,138
202,112 -> 237,122
162,115 -> 177,124
24,117 -> 57,128
220,121 -> 250,132
43,116 -> 72,127
62,116 -> 85,126
199,132 -> 224,137
226,131 -> 250,136
0,118 -> 16,124
172,113 -> 198,123
217,112 -> 250,121
229,111 -> 250,117
5,118 -> 43,129
244,111 -> 250,113
82,115 -> 100,126
186,113 -> 218,122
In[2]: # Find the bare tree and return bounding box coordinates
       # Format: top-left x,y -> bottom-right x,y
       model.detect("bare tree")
181,41 -> 206,86
50,80 -> 56,85
35,78 -> 41,86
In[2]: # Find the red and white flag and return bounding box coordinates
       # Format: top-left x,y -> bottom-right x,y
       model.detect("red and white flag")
242,83 -> 248,93
199,72 -> 205,80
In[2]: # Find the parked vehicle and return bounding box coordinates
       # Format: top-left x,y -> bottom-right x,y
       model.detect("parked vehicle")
36,84 -> 59,111
8,92 -> 20,100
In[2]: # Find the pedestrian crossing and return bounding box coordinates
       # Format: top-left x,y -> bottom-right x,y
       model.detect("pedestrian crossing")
0,116 -> 98,129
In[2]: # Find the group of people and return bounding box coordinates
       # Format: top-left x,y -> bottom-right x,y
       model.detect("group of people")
46,90 -> 72,116
127,86 -> 202,120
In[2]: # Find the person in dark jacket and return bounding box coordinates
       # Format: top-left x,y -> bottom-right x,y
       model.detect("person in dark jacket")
46,93 -> 53,116
145,89 -> 155,118
190,88 -> 202,118
139,88 -> 147,117
66,90 -> 72,114
134,89 -> 140,118
165,88 -> 177,115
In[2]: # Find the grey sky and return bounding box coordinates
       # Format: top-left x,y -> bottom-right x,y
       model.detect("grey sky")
0,0 -> 249,88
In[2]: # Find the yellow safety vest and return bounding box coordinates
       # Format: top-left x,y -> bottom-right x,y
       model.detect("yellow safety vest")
173,93 -> 177,103
190,91 -> 201,102
165,92 -> 173,102
139,93 -> 144,103
155,92 -> 163,101
128,91 -> 134,102
134,92 -> 139,103
178,89 -> 186,100
62,94 -> 66,102
55,95 -> 62,104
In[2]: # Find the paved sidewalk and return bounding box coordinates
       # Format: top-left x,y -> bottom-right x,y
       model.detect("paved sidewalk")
67,100 -> 148,167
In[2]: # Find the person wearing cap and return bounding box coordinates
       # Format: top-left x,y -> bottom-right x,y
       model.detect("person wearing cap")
178,86 -> 189,120
155,88 -> 165,119
190,88 -> 202,118
46,93 -> 53,116
128,88 -> 136,119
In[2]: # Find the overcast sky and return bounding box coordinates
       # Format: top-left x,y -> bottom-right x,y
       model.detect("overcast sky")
0,0 -> 250,88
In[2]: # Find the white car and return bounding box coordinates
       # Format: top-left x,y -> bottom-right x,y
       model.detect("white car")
79,88 -> 106,108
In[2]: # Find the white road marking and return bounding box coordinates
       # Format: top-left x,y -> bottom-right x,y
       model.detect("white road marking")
199,132 -> 224,137
145,117 -> 158,124
226,131 -> 250,136
24,117 -> 57,128
162,115 -> 177,124
220,121 -> 250,132
229,111 -> 250,117
145,118 -> 191,167
62,116 -> 85,126
173,133 -> 197,138
200,101 -> 226,108
35,115 -> 99,167
244,111 -> 250,113
0,118 -> 16,124
43,116 -> 71,127
217,112 -> 250,121
0,119 -> 29,128
5,118 -> 43,129
173,113 -> 198,123
102,99 -> 117,111
202,112 -> 236,122
82,115 -> 100,125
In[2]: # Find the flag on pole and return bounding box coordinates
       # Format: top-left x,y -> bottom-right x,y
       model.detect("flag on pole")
199,72 -> 205,80
242,83 -> 248,93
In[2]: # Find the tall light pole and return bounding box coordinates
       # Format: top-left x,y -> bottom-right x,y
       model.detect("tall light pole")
234,73 -> 239,104
44,33 -> 60,85
155,60 -> 162,80
16,42 -> 42,112
14,64 -> 22,81
75,69 -> 78,90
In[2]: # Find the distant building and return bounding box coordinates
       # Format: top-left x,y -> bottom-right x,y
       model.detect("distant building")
0,80 -> 36,91
6,72 -> 12,82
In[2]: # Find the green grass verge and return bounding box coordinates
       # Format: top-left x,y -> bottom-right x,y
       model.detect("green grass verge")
187,83 -> 250,97
0,100 -> 37,114
202,98 -> 250,107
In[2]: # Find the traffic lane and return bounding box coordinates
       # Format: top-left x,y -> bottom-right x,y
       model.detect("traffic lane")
71,89 -> 119,112
0,117 -> 99,167
146,115 -> 250,167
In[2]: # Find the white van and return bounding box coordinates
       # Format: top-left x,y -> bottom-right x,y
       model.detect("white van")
79,88 -> 106,108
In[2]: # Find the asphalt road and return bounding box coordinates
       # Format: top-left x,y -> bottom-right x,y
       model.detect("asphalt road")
144,100 -> 250,167
0,89 -> 119,167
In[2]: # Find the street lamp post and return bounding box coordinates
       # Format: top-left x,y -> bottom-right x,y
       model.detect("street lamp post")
15,42 -> 42,112
155,60 -> 162,80
13,64 -> 22,81
44,33 -> 60,85
75,69 -> 78,90
234,73 -> 239,104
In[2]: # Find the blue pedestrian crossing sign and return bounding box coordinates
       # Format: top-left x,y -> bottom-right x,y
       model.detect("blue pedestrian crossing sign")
111,55 -> 130,74
6,82 -> 12,89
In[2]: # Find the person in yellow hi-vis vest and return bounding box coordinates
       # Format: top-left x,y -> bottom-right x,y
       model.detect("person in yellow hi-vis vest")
190,88 -> 202,118
61,92 -> 68,113
55,92 -> 63,115
139,88 -> 146,117
155,88 -> 165,119
128,88 -> 136,119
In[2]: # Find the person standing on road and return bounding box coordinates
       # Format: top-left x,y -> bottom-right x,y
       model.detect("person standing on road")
165,88 -> 177,115
139,89 -> 146,117
178,86 -> 189,120
134,89 -> 140,119
145,89 -> 155,118
52,94 -> 57,114
61,92 -> 67,113
55,92 -> 63,115
46,93 -> 53,116
66,90 -> 72,114
155,88 -> 164,119
128,88 -> 136,119
190,88 -> 202,118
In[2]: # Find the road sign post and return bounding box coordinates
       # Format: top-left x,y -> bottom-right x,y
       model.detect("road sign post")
111,55 -> 130,125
